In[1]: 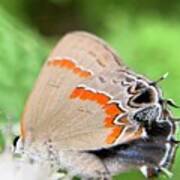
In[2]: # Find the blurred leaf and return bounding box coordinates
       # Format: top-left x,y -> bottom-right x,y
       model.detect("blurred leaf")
0,131 -> 5,152
0,7 -> 50,120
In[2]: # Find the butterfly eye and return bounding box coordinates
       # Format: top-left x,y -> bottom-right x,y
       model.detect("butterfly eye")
133,105 -> 160,124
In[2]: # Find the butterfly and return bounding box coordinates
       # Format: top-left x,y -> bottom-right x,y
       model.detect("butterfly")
13,31 -> 179,179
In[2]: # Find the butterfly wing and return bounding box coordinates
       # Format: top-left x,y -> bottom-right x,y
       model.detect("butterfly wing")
49,31 -> 123,70
21,32 -> 145,151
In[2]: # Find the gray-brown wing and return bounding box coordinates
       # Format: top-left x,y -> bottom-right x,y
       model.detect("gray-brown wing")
21,31 -> 144,151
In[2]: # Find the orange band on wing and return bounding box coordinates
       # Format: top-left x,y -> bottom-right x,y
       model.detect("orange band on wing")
48,59 -> 92,78
70,87 -> 110,105
70,86 -> 127,144
106,126 -> 124,144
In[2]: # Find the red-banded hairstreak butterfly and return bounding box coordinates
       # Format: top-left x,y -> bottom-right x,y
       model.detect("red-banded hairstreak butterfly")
13,31 -> 179,179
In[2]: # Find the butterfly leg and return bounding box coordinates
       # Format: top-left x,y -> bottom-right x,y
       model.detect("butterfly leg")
140,166 -> 161,178
59,151 -> 111,180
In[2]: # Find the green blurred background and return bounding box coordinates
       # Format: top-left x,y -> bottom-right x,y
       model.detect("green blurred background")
0,0 -> 180,179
